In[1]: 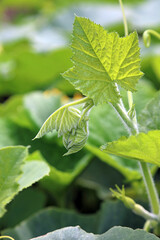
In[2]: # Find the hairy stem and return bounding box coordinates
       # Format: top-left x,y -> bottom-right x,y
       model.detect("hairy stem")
139,162 -> 160,215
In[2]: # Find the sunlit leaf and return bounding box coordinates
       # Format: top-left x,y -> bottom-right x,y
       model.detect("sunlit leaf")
101,130 -> 160,167
63,16 -> 143,105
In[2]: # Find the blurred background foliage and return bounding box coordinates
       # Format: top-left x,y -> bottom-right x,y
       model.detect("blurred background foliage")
0,0 -> 160,239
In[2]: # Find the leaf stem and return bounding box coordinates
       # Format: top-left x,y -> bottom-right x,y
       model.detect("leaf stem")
139,162 -> 160,215
61,97 -> 91,108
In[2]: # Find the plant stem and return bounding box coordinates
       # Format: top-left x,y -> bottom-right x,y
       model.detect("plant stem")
139,162 -> 160,215
111,102 -> 137,135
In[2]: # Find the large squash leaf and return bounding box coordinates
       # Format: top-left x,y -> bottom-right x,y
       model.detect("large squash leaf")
30,226 -> 159,240
3,200 -> 144,240
63,16 -> 143,105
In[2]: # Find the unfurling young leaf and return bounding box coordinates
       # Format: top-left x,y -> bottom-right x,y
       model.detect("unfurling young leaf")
62,16 -> 143,105
63,118 -> 89,156
34,98 -> 94,155
34,106 -> 81,139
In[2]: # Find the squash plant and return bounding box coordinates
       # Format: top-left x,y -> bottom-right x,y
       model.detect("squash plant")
1,0 -> 160,239
29,0 -> 160,239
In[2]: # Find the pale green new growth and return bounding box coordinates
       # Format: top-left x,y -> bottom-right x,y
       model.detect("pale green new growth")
34,98 -> 93,155
110,185 -> 135,209
101,130 -> 160,167
63,16 -> 143,105
63,119 -> 89,156
34,106 -> 81,139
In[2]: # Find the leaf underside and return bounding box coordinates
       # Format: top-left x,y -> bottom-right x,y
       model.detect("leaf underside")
63,16 -> 143,105
101,130 -> 160,167
34,101 -> 91,155
34,106 -> 81,139
31,226 -> 159,240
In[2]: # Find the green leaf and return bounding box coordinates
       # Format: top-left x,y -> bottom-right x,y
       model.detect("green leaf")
3,200 -> 144,240
34,105 -> 81,139
138,91 -> 160,132
0,146 -> 28,217
18,151 -> 50,191
0,145 -> 50,218
63,16 -> 143,105
34,97 -> 93,155
101,130 -> 160,167
30,226 -> 159,240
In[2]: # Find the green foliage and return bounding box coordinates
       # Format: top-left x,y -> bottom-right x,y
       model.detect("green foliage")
18,151 -> 50,191
101,130 -> 160,167
63,16 -> 143,105
0,42 -> 72,95
0,92 -> 93,198
0,0 -> 160,238
0,146 -> 27,217
0,146 -> 49,218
